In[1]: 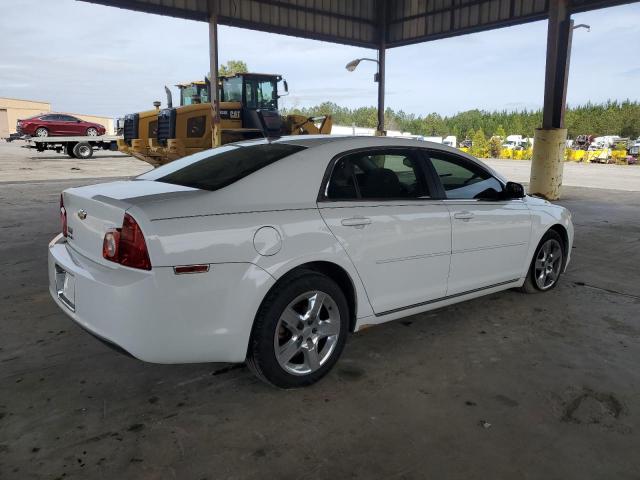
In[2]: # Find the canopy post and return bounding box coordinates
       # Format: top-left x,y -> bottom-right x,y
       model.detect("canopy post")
209,12 -> 222,147
530,0 -> 572,200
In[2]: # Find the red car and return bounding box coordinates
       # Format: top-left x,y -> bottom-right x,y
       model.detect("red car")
17,114 -> 106,137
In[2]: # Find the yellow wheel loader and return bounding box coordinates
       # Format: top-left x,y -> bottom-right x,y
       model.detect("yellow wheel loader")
119,73 -> 332,167
116,107 -> 159,161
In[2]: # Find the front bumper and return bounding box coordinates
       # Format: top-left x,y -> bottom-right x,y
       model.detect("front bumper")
48,234 -> 275,363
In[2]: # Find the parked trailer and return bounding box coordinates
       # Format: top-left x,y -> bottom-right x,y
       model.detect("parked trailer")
26,135 -> 122,159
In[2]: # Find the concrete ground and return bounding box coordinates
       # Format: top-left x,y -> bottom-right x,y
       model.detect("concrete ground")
1,144 -> 640,479
487,158 -> 640,192
0,141 -> 151,182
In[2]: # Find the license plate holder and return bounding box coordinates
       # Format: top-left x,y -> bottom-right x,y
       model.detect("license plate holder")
55,264 -> 76,311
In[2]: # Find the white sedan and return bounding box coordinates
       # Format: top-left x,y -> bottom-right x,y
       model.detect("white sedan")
49,136 -> 573,388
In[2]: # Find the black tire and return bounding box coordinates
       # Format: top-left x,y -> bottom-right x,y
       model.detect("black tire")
520,229 -> 564,294
66,146 -> 76,158
247,270 -> 349,388
73,142 -> 93,159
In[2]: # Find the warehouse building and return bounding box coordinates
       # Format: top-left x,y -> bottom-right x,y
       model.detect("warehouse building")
0,96 -> 115,137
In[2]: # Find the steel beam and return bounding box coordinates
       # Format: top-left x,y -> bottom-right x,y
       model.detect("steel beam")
209,13 -> 222,147
530,0 -> 572,200
376,0 -> 387,135
542,0 -> 572,129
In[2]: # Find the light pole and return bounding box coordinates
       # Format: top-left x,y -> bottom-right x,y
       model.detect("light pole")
345,57 -> 385,135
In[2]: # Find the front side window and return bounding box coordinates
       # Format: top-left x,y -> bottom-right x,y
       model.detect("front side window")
429,153 -> 503,199
243,78 -> 277,110
180,86 -> 197,106
326,150 -> 428,200
222,77 -> 242,102
198,85 -> 209,103
244,81 -> 255,108
138,143 -> 306,191
255,79 -> 276,109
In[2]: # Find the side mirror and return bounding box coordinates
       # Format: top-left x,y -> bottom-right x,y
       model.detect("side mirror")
504,181 -> 525,199
76,120 -> 81,123
283,80 -> 289,93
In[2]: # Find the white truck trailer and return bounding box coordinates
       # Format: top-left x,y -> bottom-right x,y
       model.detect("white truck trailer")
26,135 -> 122,159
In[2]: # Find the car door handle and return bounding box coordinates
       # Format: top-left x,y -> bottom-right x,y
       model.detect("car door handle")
341,217 -> 372,228
454,211 -> 474,221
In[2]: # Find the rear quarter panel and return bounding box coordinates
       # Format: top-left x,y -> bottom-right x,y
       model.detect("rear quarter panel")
139,207 -> 374,320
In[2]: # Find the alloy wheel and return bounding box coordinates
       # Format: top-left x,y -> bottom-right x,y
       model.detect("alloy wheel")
534,238 -> 563,290
274,290 -> 341,376
87,128 -> 98,136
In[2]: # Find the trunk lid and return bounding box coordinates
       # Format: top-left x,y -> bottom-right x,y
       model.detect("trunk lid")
62,180 -> 198,265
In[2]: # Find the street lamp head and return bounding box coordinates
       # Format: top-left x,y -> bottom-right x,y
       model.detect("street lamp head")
573,23 -> 591,32
345,58 -> 361,72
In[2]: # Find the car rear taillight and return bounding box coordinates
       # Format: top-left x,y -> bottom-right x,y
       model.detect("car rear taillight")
102,213 -> 151,270
60,194 -> 68,237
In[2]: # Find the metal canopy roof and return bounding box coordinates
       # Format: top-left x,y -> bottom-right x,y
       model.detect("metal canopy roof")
83,0 -> 636,48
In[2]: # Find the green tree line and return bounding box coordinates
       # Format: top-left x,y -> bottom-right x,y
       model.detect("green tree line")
282,99 -> 640,139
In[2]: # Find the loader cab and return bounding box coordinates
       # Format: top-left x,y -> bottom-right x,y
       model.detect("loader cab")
220,73 -> 284,136
156,73 -> 287,157
177,81 -> 210,106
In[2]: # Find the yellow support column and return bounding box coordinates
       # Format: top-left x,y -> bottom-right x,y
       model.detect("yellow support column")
529,128 -> 567,200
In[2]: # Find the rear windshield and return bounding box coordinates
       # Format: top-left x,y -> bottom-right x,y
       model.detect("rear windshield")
138,143 -> 306,191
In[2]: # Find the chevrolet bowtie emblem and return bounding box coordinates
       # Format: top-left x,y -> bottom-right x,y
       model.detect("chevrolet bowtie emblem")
77,209 -> 87,220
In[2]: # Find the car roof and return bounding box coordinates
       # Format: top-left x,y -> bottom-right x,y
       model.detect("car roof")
233,134 -> 451,150
232,135 -> 483,161
274,135 -> 507,183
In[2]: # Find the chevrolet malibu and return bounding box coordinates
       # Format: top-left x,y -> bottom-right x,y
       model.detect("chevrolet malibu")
49,136 -> 573,388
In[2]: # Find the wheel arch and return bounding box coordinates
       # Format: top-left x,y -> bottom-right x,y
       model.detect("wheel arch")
548,223 -> 569,270
258,261 -> 359,333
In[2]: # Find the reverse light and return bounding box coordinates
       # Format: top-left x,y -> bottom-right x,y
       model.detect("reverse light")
102,213 -> 151,270
60,194 -> 68,237
102,230 -> 120,259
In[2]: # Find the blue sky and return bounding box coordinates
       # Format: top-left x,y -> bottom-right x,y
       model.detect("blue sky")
0,1 -> 638,118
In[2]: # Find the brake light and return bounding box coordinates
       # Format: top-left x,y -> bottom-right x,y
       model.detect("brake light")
102,213 -> 151,270
60,194 -> 68,237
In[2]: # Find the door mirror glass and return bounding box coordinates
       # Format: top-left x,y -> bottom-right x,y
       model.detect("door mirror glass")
504,181 -> 525,199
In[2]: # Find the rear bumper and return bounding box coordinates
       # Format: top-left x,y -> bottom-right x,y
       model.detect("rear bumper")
48,234 -> 275,363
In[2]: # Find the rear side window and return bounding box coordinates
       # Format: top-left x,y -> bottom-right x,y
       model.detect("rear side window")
140,143 -> 306,191
326,149 -> 428,200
